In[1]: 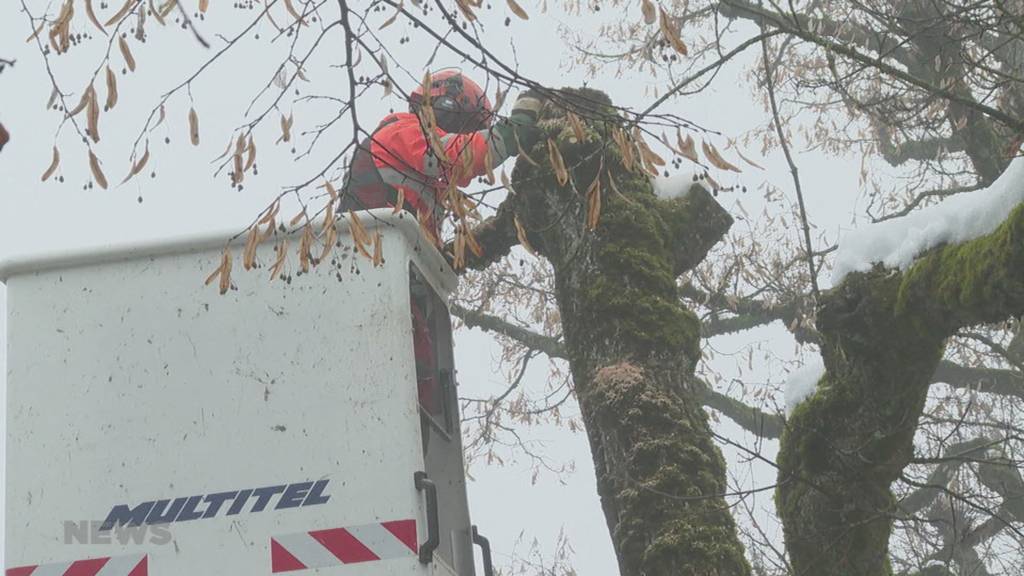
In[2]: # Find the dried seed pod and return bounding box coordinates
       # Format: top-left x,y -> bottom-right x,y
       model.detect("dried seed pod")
88,149 -> 108,189
188,108 -> 200,146
513,215 -> 535,255
41,147 -> 60,182
702,140 -> 742,172
547,139 -> 569,186
641,0 -> 656,24
85,0 -> 106,34
507,0 -> 529,19
659,8 -> 688,56
119,36 -> 136,72
86,85 -> 100,143
676,129 -> 698,163
586,174 -> 602,231
104,0 -> 136,25
121,144 -> 151,184
105,66 -> 118,110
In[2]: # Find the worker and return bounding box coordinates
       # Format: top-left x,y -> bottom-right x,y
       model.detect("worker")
339,70 -> 544,427
339,69 -> 545,232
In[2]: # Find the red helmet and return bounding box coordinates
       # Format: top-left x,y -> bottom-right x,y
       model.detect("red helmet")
410,70 -> 493,134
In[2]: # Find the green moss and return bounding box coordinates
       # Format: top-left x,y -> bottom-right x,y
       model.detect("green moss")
896,203 -> 1024,326
577,190 -> 702,361
774,225 -> 1024,574
586,363 -> 750,575
772,166 -> 1024,575
509,87 -> 748,576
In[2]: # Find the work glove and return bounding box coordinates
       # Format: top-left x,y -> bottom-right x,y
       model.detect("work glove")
500,90 -> 545,152
511,89 -> 545,121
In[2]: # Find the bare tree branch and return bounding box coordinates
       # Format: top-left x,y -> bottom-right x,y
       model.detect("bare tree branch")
450,302 -> 566,359
679,282 -> 818,342
873,184 -> 986,223
451,301 -> 788,439
717,0 -> 915,66
719,0 -> 1024,133
761,34 -> 820,301
452,197 -> 520,272
898,438 -> 993,516
699,382 -> 785,439
932,360 -> 1024,401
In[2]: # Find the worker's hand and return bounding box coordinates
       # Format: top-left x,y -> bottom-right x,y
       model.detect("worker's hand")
503,89 -> 545,151
487,89 -> 545,158
510,89 -> 545,121
504,113 -> 542,152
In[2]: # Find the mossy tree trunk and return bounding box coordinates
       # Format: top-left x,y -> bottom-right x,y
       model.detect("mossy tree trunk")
470,89 -> 750,575
778,203 -> 1024,575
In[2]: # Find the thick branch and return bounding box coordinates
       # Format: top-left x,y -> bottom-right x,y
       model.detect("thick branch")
719,0 -> 1024,133
932,360 -> 1024,400
680,283 -> 818,342
876,132 -> 965,169
898,438 -> 993,516
717,0 -> 914,66
662,184 -> 734,276
976,452 -> 1024,523
898,566 -> 954,576
699,382 -> 785,439
703,313 -> 786,338
896,203 -> 1024,331
450,302 -> 566,359
451,302 -> 787,439
917,448 -> 1024,571
451,198 -> 520,272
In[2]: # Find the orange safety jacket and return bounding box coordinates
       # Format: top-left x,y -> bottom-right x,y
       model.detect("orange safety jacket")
341,112 -> 513,414
339,112 -> 512,231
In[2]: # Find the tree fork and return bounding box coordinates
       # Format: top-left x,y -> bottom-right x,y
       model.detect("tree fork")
778,202 -> 1024,575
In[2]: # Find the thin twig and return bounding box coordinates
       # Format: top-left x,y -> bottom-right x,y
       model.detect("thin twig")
761,33 -> 820,301
634,30 -> 782,125
173,2 -> 211,48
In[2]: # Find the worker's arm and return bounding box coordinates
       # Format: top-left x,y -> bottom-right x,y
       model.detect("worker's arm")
438,92 -> 544,186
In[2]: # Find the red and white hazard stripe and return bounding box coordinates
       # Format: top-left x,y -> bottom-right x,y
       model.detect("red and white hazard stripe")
6,554 -> 147,576
271,519 -> 418,573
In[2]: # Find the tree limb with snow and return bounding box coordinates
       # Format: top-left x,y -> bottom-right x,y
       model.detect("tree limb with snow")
778,164 -> 1024,574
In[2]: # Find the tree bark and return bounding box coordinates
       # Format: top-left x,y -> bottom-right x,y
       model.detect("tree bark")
507,88 -> 749,575
778,202 -> 1024,575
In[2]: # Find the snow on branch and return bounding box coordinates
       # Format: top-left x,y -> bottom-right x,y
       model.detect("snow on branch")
659,181 -> 734,276
833,157 -> 1024,284
783,355 -> 825,415
651,168 -> 711,199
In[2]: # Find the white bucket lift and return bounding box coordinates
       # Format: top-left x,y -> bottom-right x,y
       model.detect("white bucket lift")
2,209 -> 494,576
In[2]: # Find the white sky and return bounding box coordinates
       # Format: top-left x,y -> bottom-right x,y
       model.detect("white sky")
0,2 -> 866,573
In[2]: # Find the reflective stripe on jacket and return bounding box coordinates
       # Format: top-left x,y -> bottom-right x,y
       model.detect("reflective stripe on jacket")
340,112 -> 514,230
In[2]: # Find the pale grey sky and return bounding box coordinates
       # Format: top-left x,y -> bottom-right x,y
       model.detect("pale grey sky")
0,2 -> 866,573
